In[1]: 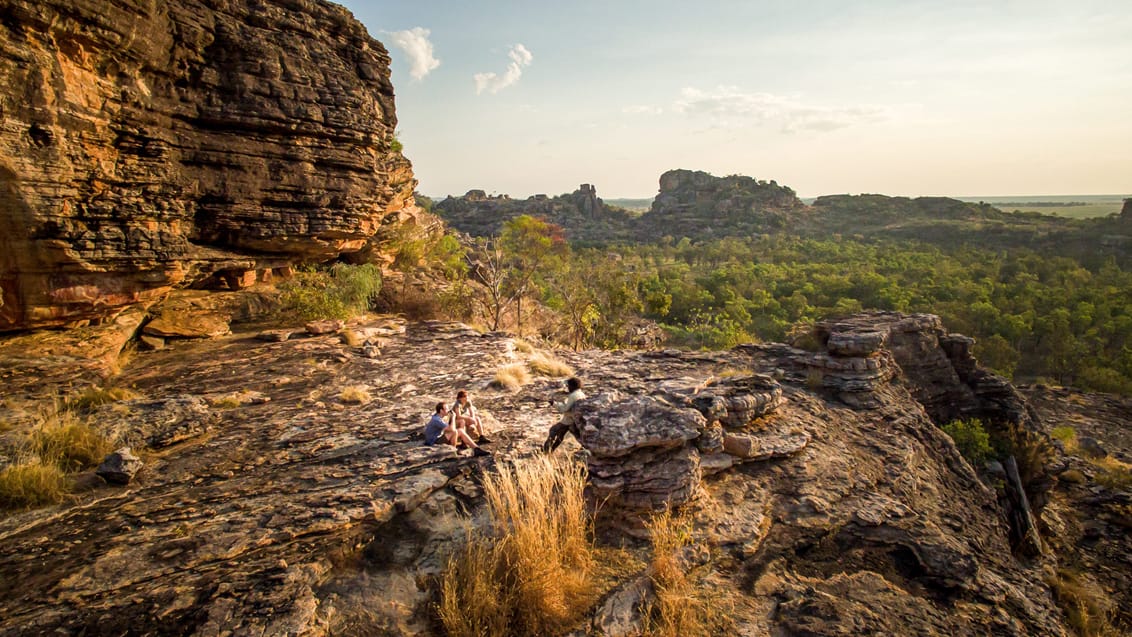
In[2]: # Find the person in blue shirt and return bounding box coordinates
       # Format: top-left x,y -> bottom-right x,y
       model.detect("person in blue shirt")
425,402 -> 490,457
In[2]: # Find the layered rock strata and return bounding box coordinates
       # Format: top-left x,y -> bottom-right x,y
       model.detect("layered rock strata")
575,373 -> 806,531
0,0 -> 415,331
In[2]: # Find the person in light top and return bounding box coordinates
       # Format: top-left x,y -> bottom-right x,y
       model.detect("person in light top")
450,389 -> 491,444
543,377 -> 585,453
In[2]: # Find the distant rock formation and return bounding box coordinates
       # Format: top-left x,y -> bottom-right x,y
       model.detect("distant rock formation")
0,0 -> 417,332
434,183 -> 636,242
633,169 -> 807,241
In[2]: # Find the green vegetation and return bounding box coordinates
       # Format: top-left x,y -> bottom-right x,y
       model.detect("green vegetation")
608,236 -> 1132,393
941,418 -> 994,466
279,263 -> 382,321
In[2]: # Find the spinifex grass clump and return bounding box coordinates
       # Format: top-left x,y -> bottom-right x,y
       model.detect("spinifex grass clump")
0,459 -> 67,509
491,363 -> 532,391
0,407 -> 112,510
641,508 -> 729,637
527,350 -> 573,378
439,455 -> 596,636
31,409 -> 113,472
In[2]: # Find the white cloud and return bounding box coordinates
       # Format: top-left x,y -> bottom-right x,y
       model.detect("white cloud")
474,44 -> 534,94
387,27 -> 440,81
674,86 -> 888,132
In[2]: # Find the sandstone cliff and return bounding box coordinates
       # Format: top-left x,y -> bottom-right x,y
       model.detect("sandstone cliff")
0,0 -> 416,332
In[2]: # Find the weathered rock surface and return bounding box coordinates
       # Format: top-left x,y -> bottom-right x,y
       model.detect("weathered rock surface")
95,447 -> 143,485
0,314 -> 1081,635
0,0 -> 416,332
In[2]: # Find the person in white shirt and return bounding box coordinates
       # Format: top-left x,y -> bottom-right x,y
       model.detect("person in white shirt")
543,377 -> 586,453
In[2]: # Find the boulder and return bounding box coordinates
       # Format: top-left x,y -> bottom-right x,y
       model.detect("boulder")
305,320 -> 345,335
96,448 -> 143,485
144,311 -> 230,339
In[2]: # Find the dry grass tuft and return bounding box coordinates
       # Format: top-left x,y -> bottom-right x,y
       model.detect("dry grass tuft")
1090,456 -> 1132,490
439,455 -> 597,636
1051,426 -> 1079,453
0,408 -> 113,510
66,386 -> 138,414
31,410 -> 113,472
527,351 -> 574,378
339,329 -> 367,348
642,508 -> 730,637
0,458 -> 68,509
512,338 -> 535,354
339,385 -> 373,404
1044,567 -> 1115,637
492,363 -> 532,391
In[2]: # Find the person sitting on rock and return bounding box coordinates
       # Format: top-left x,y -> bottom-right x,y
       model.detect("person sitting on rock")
425,402 -> 490,457
450,390 -> 491,444
543,377 -> 586,453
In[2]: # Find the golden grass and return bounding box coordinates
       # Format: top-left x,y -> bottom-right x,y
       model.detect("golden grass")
1044,567 -> 1115,637
439,455 -> 597,636
642,508 -> 730,637
492,363 -> 532,391
1050,426 -> 1079,453
211,396 -> 243,409
512,338 -> 535,354
0,458 -> 68,509
527,351 -> 574,378
1090,456 -> 1132,490
30,410 -> 112,472
0,407 -> 114,511
66,386 -> 138,414
339,385 -> 373,404
339,329 -> 366,348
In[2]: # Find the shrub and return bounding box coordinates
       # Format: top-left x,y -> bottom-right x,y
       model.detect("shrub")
439,455 -> 596,636
0,459 -> 68,509
527,351 -> 573,378
492,363 -> 531,391
942,418 -> 994,466
279,263 -> 382,321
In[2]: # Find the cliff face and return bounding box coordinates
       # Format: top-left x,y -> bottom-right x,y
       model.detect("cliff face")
0,0 -> 416,332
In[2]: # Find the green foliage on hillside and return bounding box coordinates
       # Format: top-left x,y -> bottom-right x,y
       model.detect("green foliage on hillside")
942,418 -> 994,466
614,236 -> 1132,392
279,263 -> 383,321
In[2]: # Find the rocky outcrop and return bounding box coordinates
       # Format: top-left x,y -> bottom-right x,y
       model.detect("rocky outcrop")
0,0 -> 416,332
634,169 -> 806,241
0,315 -> 1081,635
434,183 -> 636,242
574,373 -> 807,533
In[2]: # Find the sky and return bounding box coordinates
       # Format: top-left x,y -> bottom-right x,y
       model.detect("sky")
339,1 -> 1132,199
